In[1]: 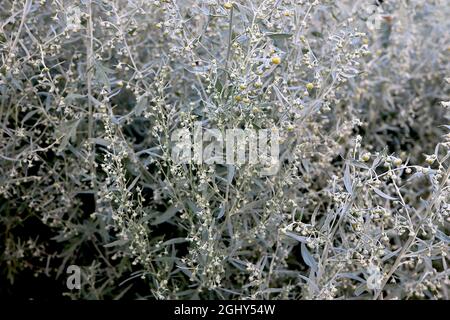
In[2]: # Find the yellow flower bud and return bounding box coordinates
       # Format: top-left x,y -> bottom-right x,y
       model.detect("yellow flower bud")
361,152 -> 371,162
224,2 -> 233,10
425,155 -> 436,165
271,56 -> 281,65
393,158 -> 402,166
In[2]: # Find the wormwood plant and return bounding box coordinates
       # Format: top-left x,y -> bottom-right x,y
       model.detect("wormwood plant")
0,0 -> 448,300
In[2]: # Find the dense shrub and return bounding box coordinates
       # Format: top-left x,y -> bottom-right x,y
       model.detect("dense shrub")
0,0 -> 448,299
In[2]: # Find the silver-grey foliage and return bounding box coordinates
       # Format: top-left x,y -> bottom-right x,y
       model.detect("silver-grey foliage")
0,0 -> 448,300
